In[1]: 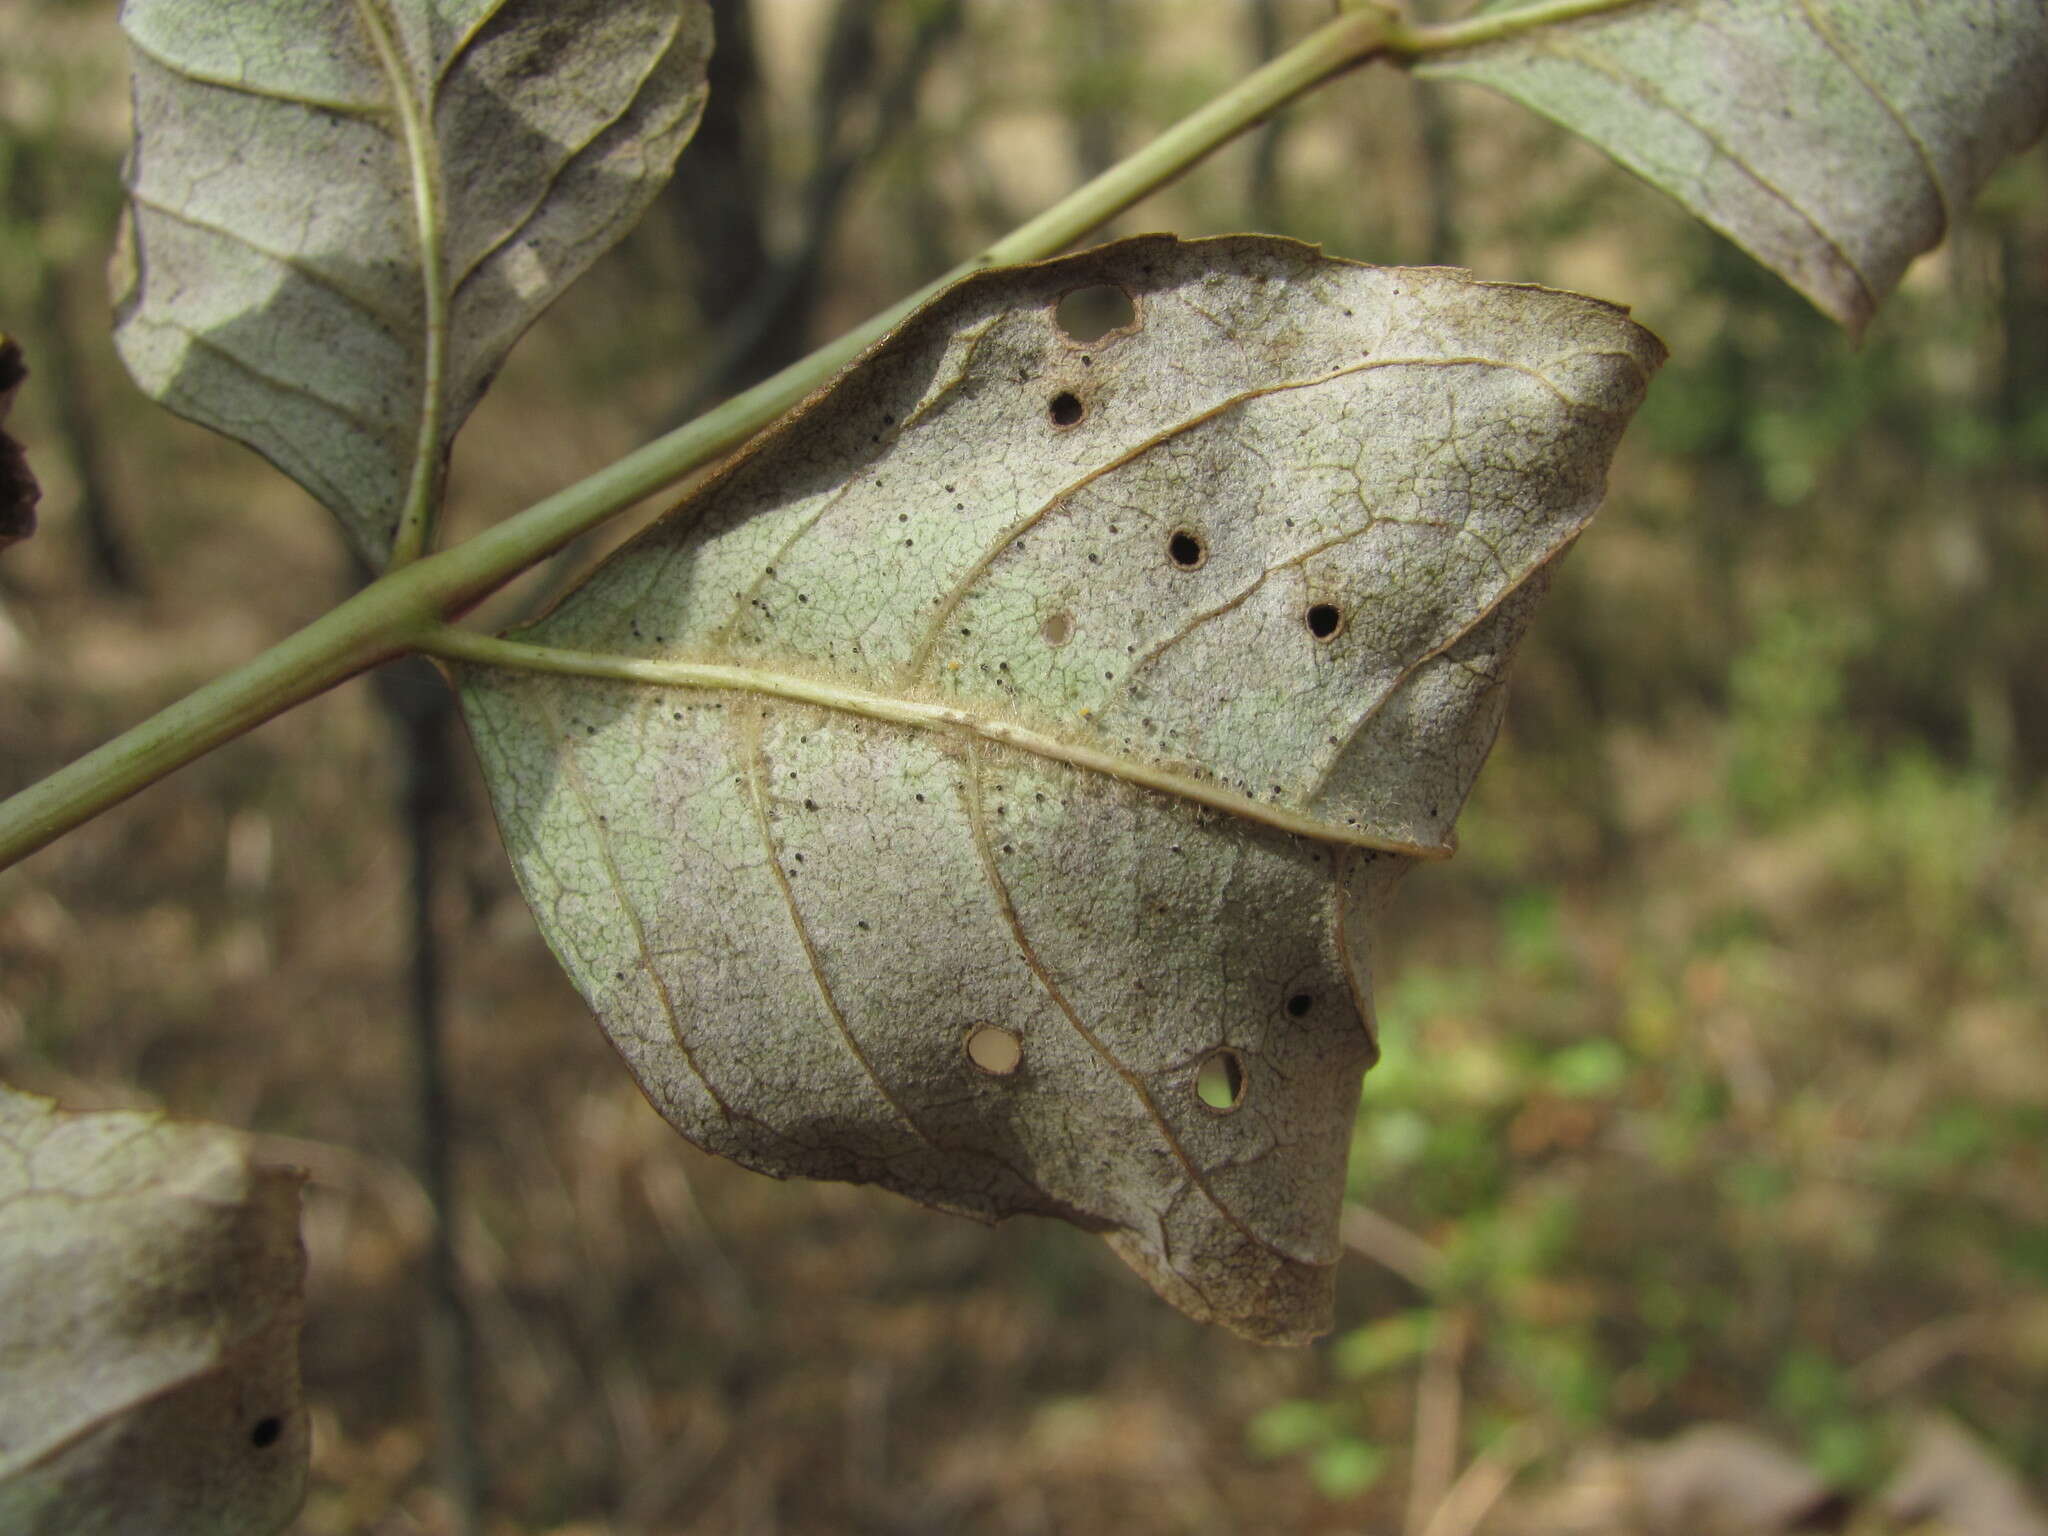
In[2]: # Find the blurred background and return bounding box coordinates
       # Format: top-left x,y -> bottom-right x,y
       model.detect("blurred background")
2,1 -> 2044,1532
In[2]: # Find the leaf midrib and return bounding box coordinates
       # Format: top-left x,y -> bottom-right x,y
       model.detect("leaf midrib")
436,629 -> 1455,858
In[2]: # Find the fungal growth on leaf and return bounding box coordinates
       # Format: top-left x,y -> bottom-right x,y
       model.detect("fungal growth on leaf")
457,235 -> 1663,1343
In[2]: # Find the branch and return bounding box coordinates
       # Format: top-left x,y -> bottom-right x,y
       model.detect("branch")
0,3 -> 1398,870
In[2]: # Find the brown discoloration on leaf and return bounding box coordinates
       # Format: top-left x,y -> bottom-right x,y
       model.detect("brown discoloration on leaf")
0,337 -> 39,551
0,1085 -> 307,1534
458,235 -> 1664,1342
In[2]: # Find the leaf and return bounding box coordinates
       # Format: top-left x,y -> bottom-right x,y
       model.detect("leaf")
111,0 -> 713,565
1416,0 -> 2048,337
0,1084 -> 307,1536
0,337 -> 37,550
456,234 -> 1663,1342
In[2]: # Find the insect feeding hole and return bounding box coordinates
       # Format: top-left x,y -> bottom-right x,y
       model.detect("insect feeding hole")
966,1023 -> 1024,1076
1167,529 -> 1206,570
1195,1048 -> 1247,1112
1048,391 -> 1084,427
1305,603 -> 1342,641
1054,282 -> 1137,343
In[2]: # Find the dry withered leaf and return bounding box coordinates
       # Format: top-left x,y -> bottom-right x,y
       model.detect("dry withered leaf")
0,1084 -> 307,1535
458,234 -> 1663,1341
1419,0 -> 2048,336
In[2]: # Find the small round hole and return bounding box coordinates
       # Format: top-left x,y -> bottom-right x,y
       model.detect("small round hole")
1040,610 -> 1074,646
1305,603 -> 1342,641
1286,992 -> 1314,1018
1054,283 -> 1137,342
1048,391 -> 1084,427
250,1416 -> 284,1449
965,1023 -> 1023,1076
1167,530 -> 1206,569
1195,1048 -> 1247,1112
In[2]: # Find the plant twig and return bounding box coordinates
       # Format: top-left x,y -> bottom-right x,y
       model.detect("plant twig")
1245,0 -> 1292,230
678,0 -> 968,419
0,3 -> 1398,870
1850,1311 -> 1990,1400
1405,1307 -> 1471,1536
375,656 -> 484,1532
1341,1203 -> 1449,1291
1417,1425 -> 1542,1536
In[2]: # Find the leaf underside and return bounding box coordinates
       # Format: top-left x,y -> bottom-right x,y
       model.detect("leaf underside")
111,0 -> 712,565
0,1085 -> 306,1535
1423,0 -> 2048,336
459,235 -> 1664,1342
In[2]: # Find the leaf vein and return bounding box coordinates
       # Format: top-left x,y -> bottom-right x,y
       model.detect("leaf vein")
956,750 -> 1274,1259
1537,24 -> 1879,314
446,10 -> 690,295
739,714 -> 942,1148
1794,0 -> 1950,245
434,633 -> 1451,857
544,695 -> 735,1119
126,193 -> 420,336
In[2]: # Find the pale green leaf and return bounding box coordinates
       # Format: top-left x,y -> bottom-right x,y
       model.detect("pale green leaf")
111,0 -> 713,564
0,1084 -> 307,1536
456,235 -> 1663,1343
1416,0 -> 2048,336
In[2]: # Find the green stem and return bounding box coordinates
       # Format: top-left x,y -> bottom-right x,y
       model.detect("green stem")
0,4 -> 1396,871
0,581 -> 435,867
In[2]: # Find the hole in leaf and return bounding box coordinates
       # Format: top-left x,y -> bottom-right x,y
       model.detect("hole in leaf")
1167,529 -> 1205,569
1041,610 -> 1074,646
1286,992 -> 1314,1018
1054,283 -> 1137,342
250,1416 -> 283,1449
1196,1048 -> 1247,1112
966,1023 -> 1023,1076
1048,391 -> 1084,427
1306,603 -> 1342,641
